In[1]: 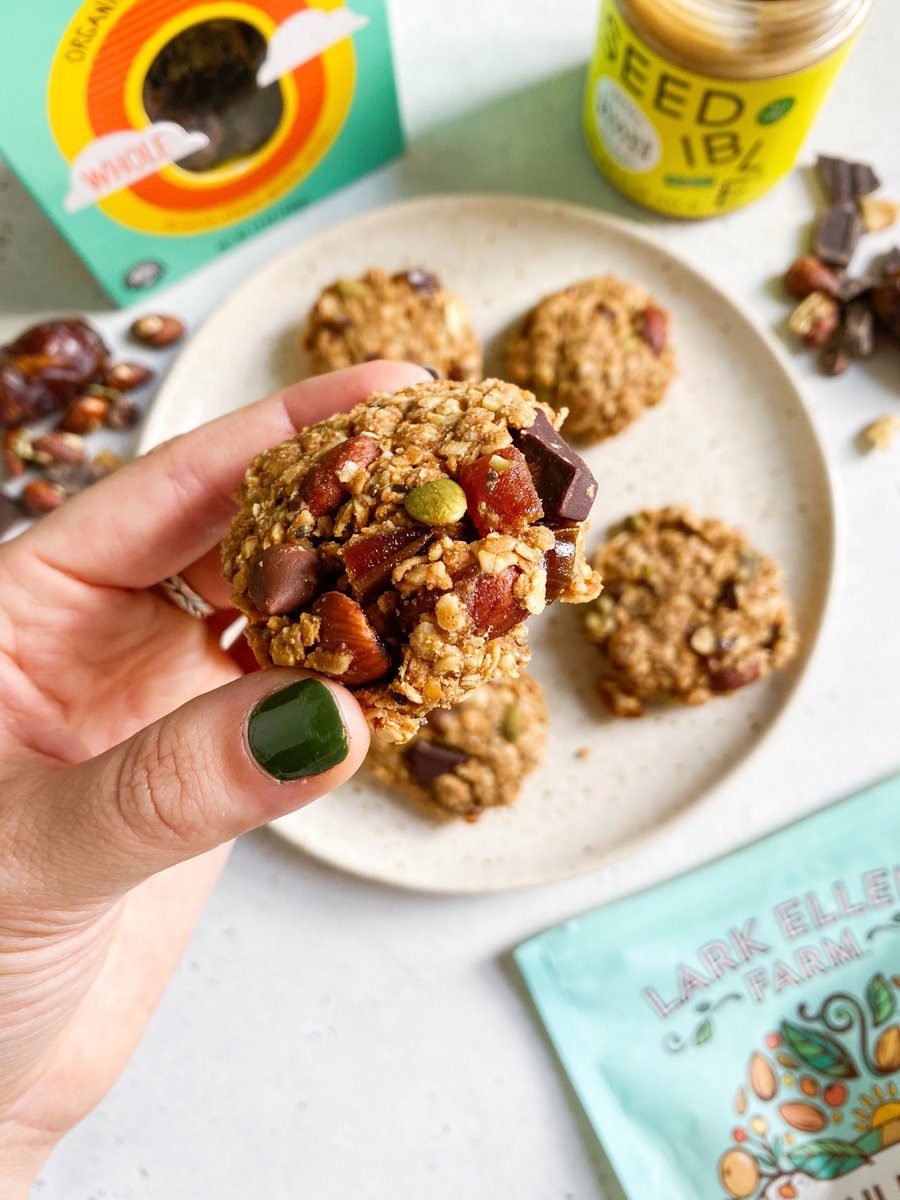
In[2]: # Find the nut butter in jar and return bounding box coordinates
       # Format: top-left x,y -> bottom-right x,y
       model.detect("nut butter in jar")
584,0 -> 874,217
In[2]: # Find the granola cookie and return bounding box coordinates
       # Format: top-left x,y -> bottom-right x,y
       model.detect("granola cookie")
366,673 -> 547,821
223,378 -> 601,743
505,275 -> 675,442
582,507 -> 798,717
302,268 -> 482,381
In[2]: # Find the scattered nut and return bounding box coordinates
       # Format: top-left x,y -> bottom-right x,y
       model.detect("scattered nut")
58,393 -> 109,434
21,478 -> 66,515
2,428 -> 34,477
860,195 -> 899,233
859,414 -> 900,452
103,361 -> 154,391
820,346 -> 850,376
404,477 -> 468,526
783,256 -> 841,300
787,292 -> 840,347
129,313 -> 185,348
32,431 -> 86,465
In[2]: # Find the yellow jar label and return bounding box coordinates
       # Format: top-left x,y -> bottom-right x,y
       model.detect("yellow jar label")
585,0 -> 856,217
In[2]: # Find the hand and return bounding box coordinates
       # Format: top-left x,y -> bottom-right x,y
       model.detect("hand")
0,360 -> 428,1195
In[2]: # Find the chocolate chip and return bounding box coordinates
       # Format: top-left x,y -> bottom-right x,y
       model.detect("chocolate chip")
814,205 -> 862,268
0,489 -> 19,537
882,246 -> 900,279
513,409 -> 597,523
399,268 -> 440,295
816,155 -> 881,205
405,739 -> 467,785
247,545 -> 324,615
843,300 -> 875,357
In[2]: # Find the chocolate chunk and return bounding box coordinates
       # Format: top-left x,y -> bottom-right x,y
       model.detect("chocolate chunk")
513,410 -> 597,523
405,740 -> 467,785
882,246 -> 900,279
813,205 -> 862,268
248,545 -> 324,615
872,276 -> 900,340
0,489 -> 19,537
838,274 -> 876,303
843,300 -> 875,357
545,526 -> 579,602
816,155 -> 881,205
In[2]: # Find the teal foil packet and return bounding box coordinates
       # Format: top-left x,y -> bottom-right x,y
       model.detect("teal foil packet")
516,776 -> 900,1200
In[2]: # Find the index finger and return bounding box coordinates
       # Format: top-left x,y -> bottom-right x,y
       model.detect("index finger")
16,361 -> 429,590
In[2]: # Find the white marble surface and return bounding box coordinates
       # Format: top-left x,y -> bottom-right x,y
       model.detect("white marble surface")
2,0 -> 898,1196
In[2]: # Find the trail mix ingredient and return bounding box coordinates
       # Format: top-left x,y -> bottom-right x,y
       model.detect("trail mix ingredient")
0,313 -> 167,532
582,507 -> 797,718
859,414 -> 900,452
223,378 -> 601,743
365,672 -> 547,820
302,267 -> 482,382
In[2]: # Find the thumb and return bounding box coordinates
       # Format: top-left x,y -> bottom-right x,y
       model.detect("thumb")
27,672 -> 369,905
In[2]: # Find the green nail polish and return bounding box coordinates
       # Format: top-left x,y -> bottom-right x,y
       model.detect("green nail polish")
248,679 -> 348,781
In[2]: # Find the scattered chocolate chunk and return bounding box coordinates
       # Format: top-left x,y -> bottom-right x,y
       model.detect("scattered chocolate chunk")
813,204 -> 863,268
816,155 -> 880,205
881,246 -> 900,279
0,489 -> 19,536
838,274 -> 876,303
247,544 -> 325,615
513,410 -> 597,523
405,740 -> 468,785
843,300 -> 875,357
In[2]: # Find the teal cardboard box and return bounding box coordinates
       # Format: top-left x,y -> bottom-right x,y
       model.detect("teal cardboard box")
0,1 -> 402,304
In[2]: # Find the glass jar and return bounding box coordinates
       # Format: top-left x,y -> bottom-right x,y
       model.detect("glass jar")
583,0 -> 875,217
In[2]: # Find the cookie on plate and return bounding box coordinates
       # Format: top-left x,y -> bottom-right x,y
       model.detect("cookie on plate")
582,507 -> 798,717
505,275 -> 675,442
223,378 -> 601,743
302,268 -> 482,381
366,673 -> 547,821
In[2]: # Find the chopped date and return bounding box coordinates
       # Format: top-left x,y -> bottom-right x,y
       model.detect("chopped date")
343,525 -> 433,605
544,527 -> 580,601
458,446 -> 542,536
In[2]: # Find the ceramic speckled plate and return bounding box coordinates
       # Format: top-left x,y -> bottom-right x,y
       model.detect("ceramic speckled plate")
140,195 -> 836,893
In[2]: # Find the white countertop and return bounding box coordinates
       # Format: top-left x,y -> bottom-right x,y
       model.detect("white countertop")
5,1 -> 899,1196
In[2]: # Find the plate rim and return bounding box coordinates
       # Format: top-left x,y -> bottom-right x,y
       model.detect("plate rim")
141,192 -> 842,894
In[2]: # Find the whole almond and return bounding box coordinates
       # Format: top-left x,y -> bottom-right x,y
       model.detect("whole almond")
784,256 -> 841,300
58,394 -> 109,434
749,1052 -> 777,1101
32,431 -> 86,466
308,591 -> 391,686
21,478 -> 66,515
130,313 -> 185,349
104,393 -> 141,431
103,361 -> 154,391
779,1102 -> 826,1133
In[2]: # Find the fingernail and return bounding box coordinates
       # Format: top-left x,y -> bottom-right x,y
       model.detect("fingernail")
248,679 -> 348,781
418,364 -> 440,380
